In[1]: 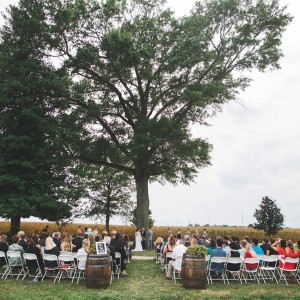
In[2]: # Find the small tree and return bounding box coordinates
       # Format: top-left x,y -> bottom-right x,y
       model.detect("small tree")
254,196 -> 284,236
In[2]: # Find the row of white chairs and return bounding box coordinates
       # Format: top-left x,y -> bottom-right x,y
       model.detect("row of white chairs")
0,250 -> 124,285
158,252 -> 300,285
0,250 -> 88,283
207,255 -> 300,285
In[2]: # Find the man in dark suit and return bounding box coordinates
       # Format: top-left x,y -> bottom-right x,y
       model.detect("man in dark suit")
72,233 -> 83,252
140,227 -> 146,250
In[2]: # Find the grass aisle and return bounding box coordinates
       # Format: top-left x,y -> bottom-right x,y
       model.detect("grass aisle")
1,256 -> 300,300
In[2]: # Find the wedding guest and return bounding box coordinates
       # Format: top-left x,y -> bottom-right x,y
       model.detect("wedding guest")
226,242 -> 241,272
163,235 -> 176,264
244,243 -> 258,270
238,240 -> 247,258
18,232 -> 28,251
53,232 -> 62,249
72,232 -> 83,252
44,237 -> 60,256
260,238 -> 271,254
210,239 -> 226,275
60,233 -> 73,252
113,233 -> 128,276
8,235 -> 24,265
166,239 -> 187,279
0,235 -> 9,267
25,238 -> 44,270
184,235 -> 190,247
207,239 -> 216,255
252,238 -> 264,255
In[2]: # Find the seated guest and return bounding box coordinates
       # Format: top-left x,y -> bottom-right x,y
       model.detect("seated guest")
25,238 -> 44,271
18,232 -> 28,251
166,239 -> 187,279
38,232 -> 48,248
252,238 -> 264,255
113,233 -> 127,276
238,240 -> 247,258
44,237 -> 60,256
8,235 -> 25,265
104,236 -> 115,271
44,236 -> 60,268
260,238 -> 271,254
229,236 -> 240,250
222,240 -> 230,255
227,242 -> 241,272
190,237 -> 198,246
72,232 -> 83,249
0,234 -> 9,267
163,236 -> 176,265
210,238 -> 226,275
207,239 -> 216,255
52,232 -> 62,249
287,240 -> 295,254
244,243 -> 258,270
201,236 -> 210,247
184,235 -> 190,247
60,233 -> 73,252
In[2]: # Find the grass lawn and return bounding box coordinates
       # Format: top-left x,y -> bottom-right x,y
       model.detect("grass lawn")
0,259 -> 300,300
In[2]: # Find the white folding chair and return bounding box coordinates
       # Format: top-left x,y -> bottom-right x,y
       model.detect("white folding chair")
259,255 -> 279,284
55,253 -> 77,283
114,252 -> 121,279
5,251 -> 26,280
164,252 -> 173,274
242,257 -> 260,284
205,255 -> 211,267
0,251 -> 9,278
278,257 -> 299,285
73,254 -> 87,284
207,256 -> 227,284
23,253 -> 43,282
155,246 -> 161,264
41,254 -> 59,281
172,256 -> 183,284
224,257 -> 243,284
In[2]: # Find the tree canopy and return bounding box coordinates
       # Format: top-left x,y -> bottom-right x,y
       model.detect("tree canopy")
254,196 -> 284,236
0,0 -> 292,228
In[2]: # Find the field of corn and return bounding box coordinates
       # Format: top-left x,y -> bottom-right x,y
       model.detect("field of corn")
0,221 -> 300,242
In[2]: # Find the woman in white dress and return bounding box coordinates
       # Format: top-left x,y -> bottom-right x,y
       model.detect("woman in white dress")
132,230 -> 143,251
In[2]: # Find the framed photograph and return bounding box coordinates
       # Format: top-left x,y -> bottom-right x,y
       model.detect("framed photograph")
96,242 -> 107,255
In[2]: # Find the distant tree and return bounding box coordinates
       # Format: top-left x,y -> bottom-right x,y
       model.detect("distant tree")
254,196 -> 284,236
74,166 -> 135,231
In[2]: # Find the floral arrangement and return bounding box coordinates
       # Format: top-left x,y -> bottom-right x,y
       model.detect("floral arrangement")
186,245 -> 207,257
88,243 -> 97,254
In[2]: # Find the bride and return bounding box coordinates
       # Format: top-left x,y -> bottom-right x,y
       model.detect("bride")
132,229 -> 143,251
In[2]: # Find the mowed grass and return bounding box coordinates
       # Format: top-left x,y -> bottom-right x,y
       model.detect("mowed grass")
1,257 -> 300,300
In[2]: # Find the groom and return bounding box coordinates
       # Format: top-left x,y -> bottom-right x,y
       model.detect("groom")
140,227 -> 146,250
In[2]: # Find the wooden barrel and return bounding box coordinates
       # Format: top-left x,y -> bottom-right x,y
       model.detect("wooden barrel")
181,254 -> 207,289
85,254 -> 111,289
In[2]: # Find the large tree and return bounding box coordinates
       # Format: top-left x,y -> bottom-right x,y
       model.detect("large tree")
1,0 -> 292,228
0,4 -> 77,234
254,196 -> 284,236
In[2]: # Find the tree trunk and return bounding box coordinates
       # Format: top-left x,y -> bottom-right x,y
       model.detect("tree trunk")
10,216 -> 21,235
135,169 -> 150,228
105,194 -> 111,232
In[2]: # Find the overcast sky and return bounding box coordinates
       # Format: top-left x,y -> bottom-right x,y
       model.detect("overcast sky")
1,0 -> 299,228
